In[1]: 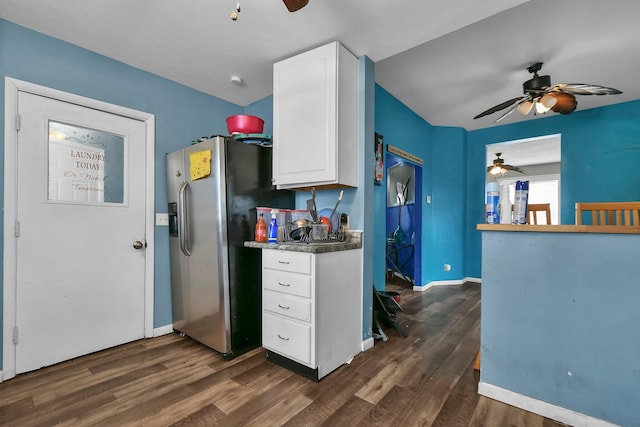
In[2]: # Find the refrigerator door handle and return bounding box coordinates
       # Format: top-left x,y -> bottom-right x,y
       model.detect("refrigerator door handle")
178,181 -> 192,256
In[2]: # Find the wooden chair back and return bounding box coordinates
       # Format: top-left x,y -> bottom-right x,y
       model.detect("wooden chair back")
527,203 -> 551,225
575,201 -> 640,226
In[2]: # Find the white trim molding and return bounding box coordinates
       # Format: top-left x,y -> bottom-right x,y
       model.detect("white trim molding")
478,382 -> 620,427
153,325 -> 175,337
361,337 -> 375,352
414,277 -> 481,292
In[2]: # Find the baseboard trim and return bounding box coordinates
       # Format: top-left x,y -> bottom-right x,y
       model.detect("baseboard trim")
361,337 -> 374,352
478,382 -> 620,427
413,277 -> 482,292
153,324 -> 174,337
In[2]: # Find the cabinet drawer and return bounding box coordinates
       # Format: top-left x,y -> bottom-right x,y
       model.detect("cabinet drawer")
263,250 -> 312,275
263,291 -> 311,322
263,313 -> 311,365
263,269 -> 312,298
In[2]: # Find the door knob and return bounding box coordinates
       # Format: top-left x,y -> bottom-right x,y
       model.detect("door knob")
133,240 -> 146,249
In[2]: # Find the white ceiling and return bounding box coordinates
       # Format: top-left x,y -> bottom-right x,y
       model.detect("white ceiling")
2,0 -> 639,165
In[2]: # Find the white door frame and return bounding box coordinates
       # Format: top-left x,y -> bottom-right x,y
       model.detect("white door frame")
3,77 -> 155,381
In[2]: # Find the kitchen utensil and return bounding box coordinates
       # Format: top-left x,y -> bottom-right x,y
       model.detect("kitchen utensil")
307,199 -> 318,223
311,223 -> 329,240
289,218 -> 312,240
226,115 -> 264,135
317,208 -> 339,233
307,188 -> 318,222
329,190 -> 343,223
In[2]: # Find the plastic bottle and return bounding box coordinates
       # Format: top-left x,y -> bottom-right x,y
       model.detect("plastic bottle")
255,213 -> 267,243
499,184 -> 512,224
485,182 -> 500,224
513,180 -> 529,224
268,209 -> 279,243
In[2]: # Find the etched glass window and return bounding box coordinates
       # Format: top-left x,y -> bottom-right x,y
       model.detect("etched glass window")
48,121 -> 125,204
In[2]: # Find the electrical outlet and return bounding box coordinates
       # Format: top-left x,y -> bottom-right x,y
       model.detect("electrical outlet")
444,264 -> 451,272
426,196 -> 432,204
156,213 -> 169,226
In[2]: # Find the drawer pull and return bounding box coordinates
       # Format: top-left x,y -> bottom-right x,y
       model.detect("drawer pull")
277,334 -> 290,341
278,282 -> 291,287
278,304 -> 290,310
278,260 -> 290,264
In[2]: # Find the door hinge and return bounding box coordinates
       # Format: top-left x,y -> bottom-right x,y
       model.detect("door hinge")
15,220 -> 20,237
15,113 -> 21,131
13,326 -> 19,344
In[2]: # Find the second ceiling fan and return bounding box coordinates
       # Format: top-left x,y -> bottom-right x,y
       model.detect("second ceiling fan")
487,153 -> 524,176
474,62 -> 622,123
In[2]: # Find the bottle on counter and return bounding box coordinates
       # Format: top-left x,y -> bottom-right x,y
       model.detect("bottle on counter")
268,209 -> 279,243
255,213 -> 267,243
513,180 -> 529,224
486,182 -> 500,224
499,184 -> 512,224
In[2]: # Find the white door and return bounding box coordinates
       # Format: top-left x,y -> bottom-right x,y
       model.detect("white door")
14,91 -> 147,373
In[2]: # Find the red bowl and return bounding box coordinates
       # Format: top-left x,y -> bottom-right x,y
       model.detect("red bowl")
226,115 -> 264,135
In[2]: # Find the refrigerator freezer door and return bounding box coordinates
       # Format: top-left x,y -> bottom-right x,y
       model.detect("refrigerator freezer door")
166,136 -> 295,358
179,138 -> 231,354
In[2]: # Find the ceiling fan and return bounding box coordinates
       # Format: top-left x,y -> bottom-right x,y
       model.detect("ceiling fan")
283,0 -> 309,12
474,62 -> 622,123
487,153 -> 524,176
231,0 -> 308,20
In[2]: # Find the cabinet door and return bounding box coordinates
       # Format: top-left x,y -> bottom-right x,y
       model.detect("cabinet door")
273,42 -> 338,187
263,313 -> 312,365
263,291 -> 311,322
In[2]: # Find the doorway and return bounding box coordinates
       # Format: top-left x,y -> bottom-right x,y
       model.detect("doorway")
486,134 -> 561,224
3,78 -> 155,379
385,152 -> 422,288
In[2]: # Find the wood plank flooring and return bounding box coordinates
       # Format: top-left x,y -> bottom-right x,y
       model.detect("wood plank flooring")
0,282 -> 567,426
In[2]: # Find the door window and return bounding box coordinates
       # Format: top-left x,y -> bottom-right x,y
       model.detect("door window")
48,121 -> 125,204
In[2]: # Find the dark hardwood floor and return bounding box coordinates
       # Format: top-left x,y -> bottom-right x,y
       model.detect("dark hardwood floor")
0,281 -> 567,426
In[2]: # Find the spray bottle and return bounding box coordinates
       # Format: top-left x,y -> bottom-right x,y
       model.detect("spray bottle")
268,209 -> 279,243
513,180 -> 529,224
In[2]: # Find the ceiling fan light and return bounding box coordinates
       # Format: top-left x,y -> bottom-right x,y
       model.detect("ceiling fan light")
550,92 -> 578,114
517,101 -> 533,115
535,100 -> 550,114
540,93 -> 557,109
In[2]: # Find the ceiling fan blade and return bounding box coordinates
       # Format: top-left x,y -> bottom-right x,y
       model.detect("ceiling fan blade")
283,0 -> 309,12
503,164 -> 525,173
551,83 -> 622,96
473,96 -> 526,119
494,96 -> 531,123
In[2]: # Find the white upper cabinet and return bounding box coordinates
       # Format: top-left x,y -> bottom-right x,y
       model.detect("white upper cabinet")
272,41 -> 358,190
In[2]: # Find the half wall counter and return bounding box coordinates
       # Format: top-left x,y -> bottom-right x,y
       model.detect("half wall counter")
477,223 -> 640,427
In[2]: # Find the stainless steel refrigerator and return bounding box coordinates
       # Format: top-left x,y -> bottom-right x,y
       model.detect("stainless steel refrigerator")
166,136 -> 293,359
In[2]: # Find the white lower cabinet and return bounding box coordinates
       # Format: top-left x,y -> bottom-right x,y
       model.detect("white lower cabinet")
261,248 -> 362,380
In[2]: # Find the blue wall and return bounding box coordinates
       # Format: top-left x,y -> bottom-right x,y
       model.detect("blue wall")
466,101 -> 640,277
481,231 -> 640,427
374,86 -> 434,288
374,86 -> 470,286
